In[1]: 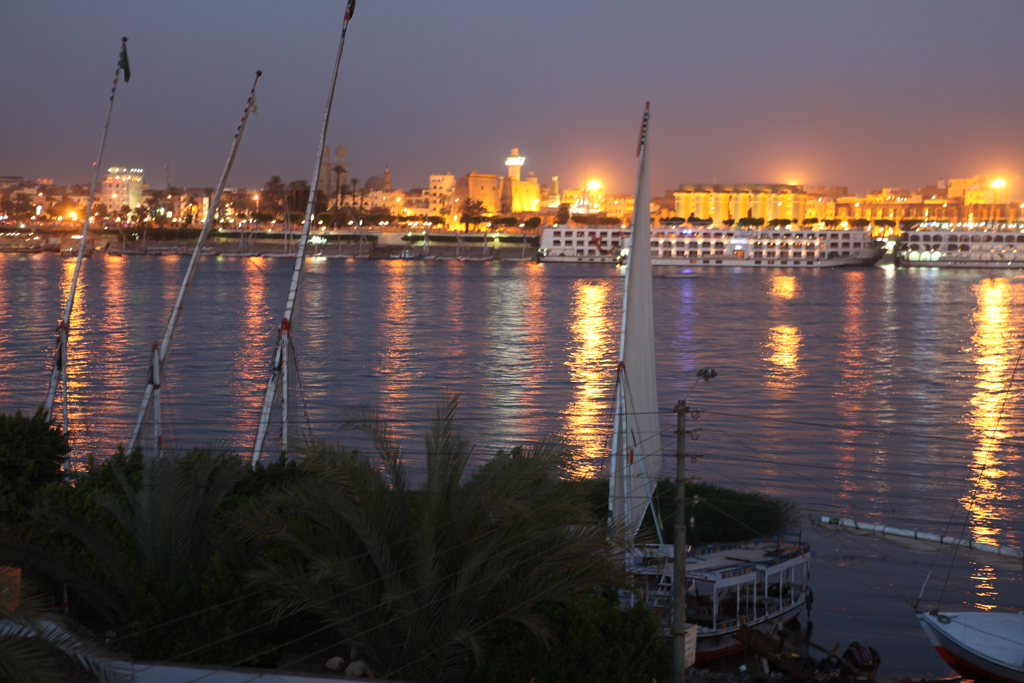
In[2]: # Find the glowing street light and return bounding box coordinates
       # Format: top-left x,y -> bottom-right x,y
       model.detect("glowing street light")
992,179 -> 1007,228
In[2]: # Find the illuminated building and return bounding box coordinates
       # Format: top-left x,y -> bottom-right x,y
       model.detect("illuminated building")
100,167 -> 144,213
451,148 -> 541,217
673,184 -> 806,224
429,173 -> 455,216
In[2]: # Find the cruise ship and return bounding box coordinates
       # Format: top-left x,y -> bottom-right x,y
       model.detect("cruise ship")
895,228 -> 1024,268
538,224 -> 884,267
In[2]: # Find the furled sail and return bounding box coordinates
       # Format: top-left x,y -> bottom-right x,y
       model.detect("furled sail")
609,103 -> 661,543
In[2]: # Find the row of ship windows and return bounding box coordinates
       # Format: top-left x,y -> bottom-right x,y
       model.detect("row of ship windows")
908,234 -> 1024,244
905,244 -> 1024,252
557,249 -> 852,259
552,230 -> 860,241
550,240 -> 860,249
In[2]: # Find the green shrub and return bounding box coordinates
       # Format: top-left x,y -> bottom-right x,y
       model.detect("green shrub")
0,408 -> 70,522
476,594 -> 670,683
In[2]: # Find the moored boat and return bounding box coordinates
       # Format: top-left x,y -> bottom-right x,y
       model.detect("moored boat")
539,224 -> 884,267
917,611 -> 1024,683
896,228 -> 1024,268
631,537 -> 811,660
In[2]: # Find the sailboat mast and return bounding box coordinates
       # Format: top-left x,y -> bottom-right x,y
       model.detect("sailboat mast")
252,0 -> 356,467
126,71 -> 263,456
45,37 -> 131,442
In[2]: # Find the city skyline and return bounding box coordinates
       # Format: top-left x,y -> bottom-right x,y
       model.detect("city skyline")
3,1 -> 1024,197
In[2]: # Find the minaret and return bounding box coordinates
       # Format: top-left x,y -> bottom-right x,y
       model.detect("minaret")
383,164 -> 391,191
505,148 -> 524,181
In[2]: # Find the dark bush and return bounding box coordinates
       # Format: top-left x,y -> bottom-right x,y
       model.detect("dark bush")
476,594 -> 670,683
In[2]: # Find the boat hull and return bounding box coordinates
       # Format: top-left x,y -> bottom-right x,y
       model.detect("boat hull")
695,603 -> 803,661
897,229 -> 1024,269
918,611 -> 1024,683
539,225 -> 883,268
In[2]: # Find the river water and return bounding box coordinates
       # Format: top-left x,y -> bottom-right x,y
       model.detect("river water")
2,252 -> 1023,677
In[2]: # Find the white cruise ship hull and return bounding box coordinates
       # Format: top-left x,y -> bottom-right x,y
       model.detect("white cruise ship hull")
897,229 -> 1024,268
539,225 -> 883,268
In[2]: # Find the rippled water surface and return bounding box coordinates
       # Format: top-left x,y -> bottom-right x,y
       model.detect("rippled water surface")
2,253 -> 1023,676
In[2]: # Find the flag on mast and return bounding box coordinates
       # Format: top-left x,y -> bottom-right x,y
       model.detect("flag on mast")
119,37 -> 131,83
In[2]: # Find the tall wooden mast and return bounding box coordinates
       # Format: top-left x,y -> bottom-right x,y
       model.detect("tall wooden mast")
252,0 -> 357,466
45,37 -> 131,448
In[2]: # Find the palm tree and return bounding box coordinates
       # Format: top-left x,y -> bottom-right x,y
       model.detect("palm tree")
0,450 -> 245,628
286,180 -> 310,218
262,176 -> 285,217
244,395 -> 624,683
460,199 -> 485,232
0,581 -> 128,683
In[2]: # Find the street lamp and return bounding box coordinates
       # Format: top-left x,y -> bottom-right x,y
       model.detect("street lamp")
992,179 -> 1006,229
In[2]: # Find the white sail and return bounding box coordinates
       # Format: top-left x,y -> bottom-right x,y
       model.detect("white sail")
609,103 -> 661,542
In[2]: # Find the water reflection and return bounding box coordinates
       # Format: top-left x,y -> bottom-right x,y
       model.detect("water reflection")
377,260 -> 413,417
231,258 -> 273,449
833,271 -> 871,499
769,274 -> 798,300
564,280 -> 616,474
762,325 -> 802,389
964,278 -> 1021,552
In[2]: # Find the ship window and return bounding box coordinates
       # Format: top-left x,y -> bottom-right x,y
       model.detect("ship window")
984,235 -> 992,242
909,234 -> 920,241
553,240 -> 561,246
947,236 -> 957,243
945,244 -> 956,252
972,235 -> 980,242
853,242 -> 861,248
994,235 -> 1004,243
842,251 -> 849,257
715,260 -> 723,264
1018,236 -> 1024,243
960,244 -> 970,251
588,249 -> 596,255
553,231 -> 561,237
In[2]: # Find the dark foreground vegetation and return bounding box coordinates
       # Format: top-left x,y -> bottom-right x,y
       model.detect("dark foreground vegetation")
0,400 -> 794,683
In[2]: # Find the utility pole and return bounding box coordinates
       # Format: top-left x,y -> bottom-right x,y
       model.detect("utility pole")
674,399 -> 691,682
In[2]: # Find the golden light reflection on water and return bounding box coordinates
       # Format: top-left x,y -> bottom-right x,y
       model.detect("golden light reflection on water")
762,325 -> 803,390
564,280 -> 616,475
769,274 -> 798,300
377,260 -> 413,416
231,258 -> 272,434
963,278 -> 1022,556
61,258 -> 89,437
834,271 -> 868,497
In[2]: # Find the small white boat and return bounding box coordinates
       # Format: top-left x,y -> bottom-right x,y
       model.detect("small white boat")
918,611 -> 1024,683
815,516 -> 1024,679
631,538 -> 810,661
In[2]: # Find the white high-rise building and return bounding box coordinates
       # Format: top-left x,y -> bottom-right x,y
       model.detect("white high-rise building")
429,173 -> 455,216
100,167 -> 143,213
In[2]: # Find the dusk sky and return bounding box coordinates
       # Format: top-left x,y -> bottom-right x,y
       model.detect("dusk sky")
3,1 -> 1023,198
